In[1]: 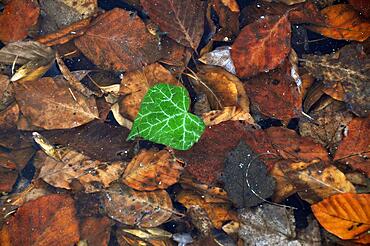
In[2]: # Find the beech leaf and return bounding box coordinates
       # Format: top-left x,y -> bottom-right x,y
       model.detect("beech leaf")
128,84 -> 205,150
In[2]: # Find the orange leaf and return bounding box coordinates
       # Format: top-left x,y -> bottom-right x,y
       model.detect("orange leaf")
122,149 -> 183,191
309,4 -> 370,42
312,193 -> 370,241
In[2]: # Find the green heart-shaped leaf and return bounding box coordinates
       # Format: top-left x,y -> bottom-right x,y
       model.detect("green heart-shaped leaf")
127,83 -> 205,150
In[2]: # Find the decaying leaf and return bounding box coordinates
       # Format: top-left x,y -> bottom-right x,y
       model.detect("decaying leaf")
0,41 -> 56,82
14,76 -> 99,129
308,4 -> 370,42
202,106 -> 254,126
42,120 -> 135,162
210,0 -> 240,41
39,0 -> 97,35
231,14 -> 291,78
119,63 -> 180,121
0,151 -> 18,193
0,103 -> 19,130
75,8 -> 163,72
34,133 -> 126,192
194,65 -> 250,112
239,204 -> 321,246
199,46 -> 236,75
223,141 -> 276,208
122,149 -> 183,191
334,116 -> 370,177
244,59 -> 301,124
299,101 -> 353,154
141,0 -> 206,50
103,184 -> 173,227
312,193 -> 370,242
0,75 -> 15,111
79,217 -> 112,246
0,0 -> 40,42
302,44 -> 370,117
177,190 -> 238,229
0,194 -> 80,246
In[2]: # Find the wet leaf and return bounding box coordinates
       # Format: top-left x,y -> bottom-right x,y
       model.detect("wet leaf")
0,194 -> 80,246
231,14 -> 291,78
0,151 -> 18,193
312,193 -> 370,242
0,41 -> 56,82
79,217 -> 112,246
14,76 -> 99,129
122,149 -> 183,191
239,204 -> 321,245
35,140 -> 126,192
128,84 -> 205,151
334,116 -> 370,177
175,121 -> 247,184
308,4 -> 370,42
223,141 -> 276,208
119,63 -> 180,121
75,8 -> 163,72
244,59 -> 301,124
0,0 -> 40,42
349,0 -> 370,18
103,184 -> 173,227
141,0 -> 206,50
42,120 -> 135,162
302,44 -> 370,117
0,75 -> 15,111
299,101 -> 353,154
210,0 -> 240,41
272,161 -> 356,204
198,46 -> 236,75
202,106 -> 255,126
194,65 -> 250,113
39,0 -> 97,35
177,190 -> 238,229
0,103 -> 19,130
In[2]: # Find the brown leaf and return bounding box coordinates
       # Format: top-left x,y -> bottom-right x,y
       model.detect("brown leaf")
302,44 -> 370,117
0,0 -> 40,43
75,8 -> 163,72
240,1 -> 324,26
210,0 -> 240,41
177,190 -> 238,229
202,106 -> 254,126
122,149 -> 183,191
79,217 -> 112,246
0,194 -> 80,246
308,4 -> 370,42
37,17 -> 92,47
244,59 -> 301,124
35,146 -> 126,193
0,103 -> 19,129
42,121 -> 134,162
231,14 -> 291,78
334,116 -> 370,177
312,193 -> 370,242
299,101 -> 353,154
0,151 -> 18,193
14,76 -> 99,129
141,0 -> 206,50
272,160 -> 355,203
103,184 -> 173,227
195,65 -> 250,112
118,63 -> 180,120
0,75 -> 15,112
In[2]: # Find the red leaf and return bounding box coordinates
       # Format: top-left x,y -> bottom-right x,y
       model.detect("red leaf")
0,0 -> 40,42
231,15 -> 291,78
